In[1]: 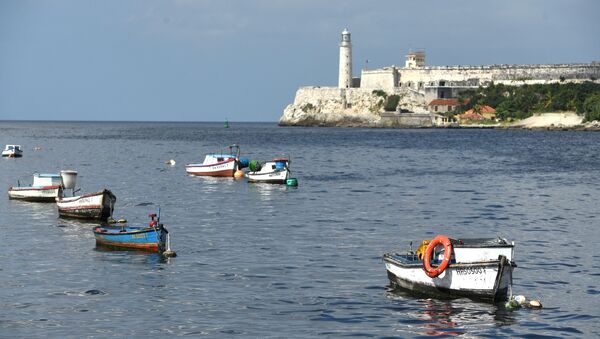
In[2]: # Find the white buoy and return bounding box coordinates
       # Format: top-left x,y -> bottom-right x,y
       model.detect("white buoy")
162,233 -> 177,257
514,295 -> 527,306
165,159 -> 176,166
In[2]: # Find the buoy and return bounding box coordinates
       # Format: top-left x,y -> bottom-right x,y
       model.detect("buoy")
107,218 -> 116,224
505,298 -> 519,310
514,295 -> 527,306
286,178 -> 298,187
162,233 -> 177,257
165,159 -> 176,166
234,170 -> 244,178
163,250 -> 177,257
505,295 -> 543,310
117,218 -> 127,223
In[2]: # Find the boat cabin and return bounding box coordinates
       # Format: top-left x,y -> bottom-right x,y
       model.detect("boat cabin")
4,145 -> 22,152
271,158 -> 289,170
203,154 -> 236,164
32,173 -> 63,187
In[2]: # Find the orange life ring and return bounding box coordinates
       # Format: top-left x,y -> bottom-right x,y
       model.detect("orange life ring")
422,235 -> 453,278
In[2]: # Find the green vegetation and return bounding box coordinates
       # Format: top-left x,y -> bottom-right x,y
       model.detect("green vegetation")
455,82 -> 600,121
301,103 -> 315,113
371,90 -> 400,111
384,95 -> 400,111
372,89 -> 387,98
583,93 -> 600,121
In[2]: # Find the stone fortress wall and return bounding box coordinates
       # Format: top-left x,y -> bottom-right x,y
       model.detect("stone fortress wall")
362,63 -> 600,91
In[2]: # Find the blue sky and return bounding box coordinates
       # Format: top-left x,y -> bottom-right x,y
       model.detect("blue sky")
1,0 -> 598,122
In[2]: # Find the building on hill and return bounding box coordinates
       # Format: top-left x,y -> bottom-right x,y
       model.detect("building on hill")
457,105 -> 496,121
428,98 -> 460,114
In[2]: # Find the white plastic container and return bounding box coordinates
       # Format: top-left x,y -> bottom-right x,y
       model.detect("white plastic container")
60,170 -> 78,189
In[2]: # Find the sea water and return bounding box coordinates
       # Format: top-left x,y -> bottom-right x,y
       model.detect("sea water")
1,121 -> 599,337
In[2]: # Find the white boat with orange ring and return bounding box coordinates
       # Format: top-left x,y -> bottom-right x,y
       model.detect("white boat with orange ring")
383,236 -> 515,302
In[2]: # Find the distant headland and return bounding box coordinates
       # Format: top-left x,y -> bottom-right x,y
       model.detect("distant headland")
279,29 -> 600,129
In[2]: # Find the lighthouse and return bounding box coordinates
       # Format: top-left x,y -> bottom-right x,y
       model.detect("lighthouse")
338,28 -> 352,88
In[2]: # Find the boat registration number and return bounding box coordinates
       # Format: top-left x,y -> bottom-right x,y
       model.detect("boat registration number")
455,267 -> 484,275
132,234 -> 147,239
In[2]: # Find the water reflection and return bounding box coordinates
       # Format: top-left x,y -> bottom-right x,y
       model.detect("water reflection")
188,175 -> 238,193
387,288 -> 517,336
8,199 -> 57,221
247,183 -> 289,198
93,246 -> 169,265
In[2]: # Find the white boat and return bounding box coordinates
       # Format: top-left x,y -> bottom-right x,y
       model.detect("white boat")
56,189 -> 116,221
8,173 -> 63,202
185,144 -> 248,177
2,145 -> 23,157
53,170 -> 116,221
246,158 -> 290,184
383,236 -> 515,302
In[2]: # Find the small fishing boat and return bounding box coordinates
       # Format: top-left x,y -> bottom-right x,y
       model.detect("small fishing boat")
185,144 -> 249,177
246,158 -> 291,184
93,211 -> 171,253
56,189 -> 116,221
383,236 -> 515,302
2,144 -> 23,157
54,170 -> 116,221
8,173 -> 63,202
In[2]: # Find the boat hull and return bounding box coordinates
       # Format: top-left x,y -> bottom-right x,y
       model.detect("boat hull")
383,253 -> 513,302
56,189 -> 116,221
93,225 -> 167,253
2,152 -> 23,157
185,158 -> 238,177
247,169 -> 289,184
8,186 -> 61,202
247,158 -> 290,184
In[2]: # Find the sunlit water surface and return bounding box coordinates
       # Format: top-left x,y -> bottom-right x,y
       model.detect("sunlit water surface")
1,121 -> 599,337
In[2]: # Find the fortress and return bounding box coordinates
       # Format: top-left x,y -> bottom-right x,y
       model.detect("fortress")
280,29 -> 600,127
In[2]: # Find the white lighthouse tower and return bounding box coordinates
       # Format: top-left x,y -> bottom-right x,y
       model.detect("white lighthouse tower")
338,28 -> 352,88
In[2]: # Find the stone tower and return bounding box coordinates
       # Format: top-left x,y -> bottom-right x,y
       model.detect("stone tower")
338,28 -> 352,88
405,50 -> 425,69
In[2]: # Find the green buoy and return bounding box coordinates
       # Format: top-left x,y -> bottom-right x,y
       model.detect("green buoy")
286,178 -> 298,187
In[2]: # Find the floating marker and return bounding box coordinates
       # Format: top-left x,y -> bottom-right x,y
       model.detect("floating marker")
286,178 -> 298,187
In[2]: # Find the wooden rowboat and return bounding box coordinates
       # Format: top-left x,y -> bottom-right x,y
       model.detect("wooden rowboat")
56,189 -> 116,221
93,212 -> 169,253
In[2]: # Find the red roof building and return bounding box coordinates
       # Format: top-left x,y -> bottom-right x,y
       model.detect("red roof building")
461,105 -> 496,120
428,98 -> 460,114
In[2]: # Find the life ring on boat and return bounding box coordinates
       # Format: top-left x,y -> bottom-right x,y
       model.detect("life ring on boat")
422,235 -> 453,278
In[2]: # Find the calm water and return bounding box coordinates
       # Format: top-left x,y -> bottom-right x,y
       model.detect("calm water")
1,121 -> 599,338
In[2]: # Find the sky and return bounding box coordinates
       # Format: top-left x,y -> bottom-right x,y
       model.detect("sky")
1,0 -> 599,122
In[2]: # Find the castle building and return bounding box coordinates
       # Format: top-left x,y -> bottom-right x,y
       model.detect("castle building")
338,28 -> 353,88
280,30 -> 600,127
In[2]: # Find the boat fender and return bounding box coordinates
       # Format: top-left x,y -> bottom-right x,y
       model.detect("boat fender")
422,235 -> 453,278
415,240 -> 431,260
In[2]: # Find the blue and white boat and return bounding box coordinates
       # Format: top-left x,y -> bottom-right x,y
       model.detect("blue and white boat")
246,157 -> 291,184
93,211 -> 170,253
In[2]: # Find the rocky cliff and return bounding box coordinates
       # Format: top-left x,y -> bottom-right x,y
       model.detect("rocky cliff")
279,87 -> 428,127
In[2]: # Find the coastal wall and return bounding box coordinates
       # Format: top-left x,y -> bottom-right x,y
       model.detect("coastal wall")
361,63 -> 600,89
